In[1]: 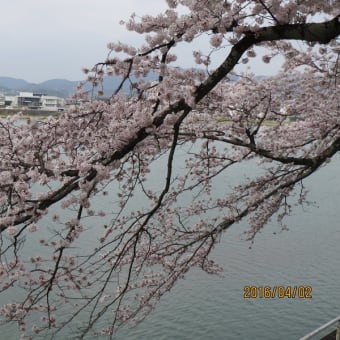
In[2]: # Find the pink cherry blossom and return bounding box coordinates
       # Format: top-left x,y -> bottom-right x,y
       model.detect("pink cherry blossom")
0,1 -> 338,338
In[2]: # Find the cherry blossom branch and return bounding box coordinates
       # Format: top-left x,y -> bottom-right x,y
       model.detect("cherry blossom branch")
0,3 -> 339,338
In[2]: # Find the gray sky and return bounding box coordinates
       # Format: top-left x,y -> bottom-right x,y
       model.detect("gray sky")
0,0 -> 278,83
0,0 -> 167,82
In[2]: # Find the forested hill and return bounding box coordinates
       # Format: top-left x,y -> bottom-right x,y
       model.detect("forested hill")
0,74 -> 264,98
0,75 -> 154,98
0,77 -> 79,98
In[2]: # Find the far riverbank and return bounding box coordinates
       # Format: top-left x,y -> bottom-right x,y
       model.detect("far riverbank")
0,109 -> 59,118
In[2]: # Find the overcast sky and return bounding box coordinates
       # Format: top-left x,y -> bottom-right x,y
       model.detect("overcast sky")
0,0 -> 279,83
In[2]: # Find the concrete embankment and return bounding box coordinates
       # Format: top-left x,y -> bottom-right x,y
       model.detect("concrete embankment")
0,109 -> 60,117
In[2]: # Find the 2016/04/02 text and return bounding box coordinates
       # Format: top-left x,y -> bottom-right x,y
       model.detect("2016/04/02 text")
243,286 -> 312,299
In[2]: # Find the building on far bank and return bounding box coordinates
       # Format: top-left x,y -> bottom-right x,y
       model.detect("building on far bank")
0,92 -> 65,112
40,95 -> 65,111
0,94 -> 5,107
17,92 -> 41,109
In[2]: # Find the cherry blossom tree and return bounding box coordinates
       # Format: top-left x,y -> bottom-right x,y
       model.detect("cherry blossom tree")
0,0 -> 339,338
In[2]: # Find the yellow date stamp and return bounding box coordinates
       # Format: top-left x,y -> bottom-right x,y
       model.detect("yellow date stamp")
243,286 -> 312,299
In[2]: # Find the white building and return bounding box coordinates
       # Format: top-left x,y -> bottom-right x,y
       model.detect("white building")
0,94 -> 17,108
17,92 -> 42,109
4,92 -> 65,111
0,94 -> 5,107
40,95 -> 65,111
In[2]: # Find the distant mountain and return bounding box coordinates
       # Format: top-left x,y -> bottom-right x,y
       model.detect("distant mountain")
1,72 -> 252,99
0,76 -> 155,98
31,79 -> 79,97
0,77 -> 79,98
0,77 -> 29,89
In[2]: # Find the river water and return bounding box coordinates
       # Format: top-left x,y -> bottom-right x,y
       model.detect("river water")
115,154 -> 340,340
1,147 -> 339,339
